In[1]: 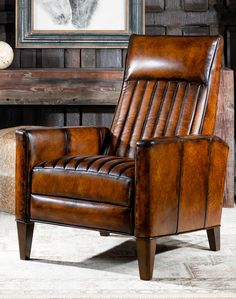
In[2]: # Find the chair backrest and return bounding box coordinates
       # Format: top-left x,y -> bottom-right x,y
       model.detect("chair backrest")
107,35 -> 223,158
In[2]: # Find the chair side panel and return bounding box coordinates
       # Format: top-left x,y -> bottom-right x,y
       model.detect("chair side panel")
135,141 -> 181,237
177,139 -> 209,233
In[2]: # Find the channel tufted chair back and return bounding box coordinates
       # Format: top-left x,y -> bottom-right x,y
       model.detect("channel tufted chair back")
15,35 -> 228,281
108,35 -> 223,158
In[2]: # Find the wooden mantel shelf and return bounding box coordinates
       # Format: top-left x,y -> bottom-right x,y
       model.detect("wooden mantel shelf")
0,69 -> 124,105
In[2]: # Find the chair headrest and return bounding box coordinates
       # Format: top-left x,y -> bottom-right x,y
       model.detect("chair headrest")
125,35 -> 223,84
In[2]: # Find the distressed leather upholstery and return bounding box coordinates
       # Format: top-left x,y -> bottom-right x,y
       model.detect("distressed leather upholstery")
32,155 -> 134,207
15,35 -> 228,280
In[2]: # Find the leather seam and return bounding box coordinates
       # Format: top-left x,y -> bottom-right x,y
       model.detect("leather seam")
78,156 -> 106,171
189,84 -> 202,134
31,193 -> 132,208
54,156 -> 77,169
124,80 -> 148,157
118,164 -> 135,176
64,128 -> 69,155
106,161 -> 134,175
113,81 -> 138,155
204,137 -> 213,228
152,80 -> 169,137
25,132 -> 32,222
163,81 -> 180,135
72,155 -> 90,169
176,138 -> 184,233
174,82 -> 190,135
199,39 -> 219,133
32,168 -> 134,181
140,80 -> 158,140
95,157 -> 120,172
30,218 -> 133,235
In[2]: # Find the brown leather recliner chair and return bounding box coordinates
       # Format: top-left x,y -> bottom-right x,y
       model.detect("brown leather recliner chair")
15,35 -> 228,280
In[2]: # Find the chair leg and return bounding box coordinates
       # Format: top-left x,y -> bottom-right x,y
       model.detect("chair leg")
16,221 -> 34,260
136,238 -> 156,280
207,226 -> 220,251
100,231 -> 110,236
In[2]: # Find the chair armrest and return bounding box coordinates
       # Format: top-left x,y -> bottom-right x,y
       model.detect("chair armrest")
16,126 -> 109,168
135,135 -> 228,238
15,126 -> 109,221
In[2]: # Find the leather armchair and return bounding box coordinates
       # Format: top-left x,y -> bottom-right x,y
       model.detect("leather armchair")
15,35 -> 228,280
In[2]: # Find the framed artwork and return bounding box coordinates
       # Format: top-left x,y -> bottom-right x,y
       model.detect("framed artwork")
16,0 -> 145,48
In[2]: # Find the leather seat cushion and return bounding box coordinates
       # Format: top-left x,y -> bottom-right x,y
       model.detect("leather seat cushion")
32,155 -> 135,207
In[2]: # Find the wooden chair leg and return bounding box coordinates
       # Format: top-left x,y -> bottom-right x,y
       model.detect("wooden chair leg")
100,231 -> 110,236
136,238 -> 156,280
17,221 -> 34,260
207,226 -> 220,251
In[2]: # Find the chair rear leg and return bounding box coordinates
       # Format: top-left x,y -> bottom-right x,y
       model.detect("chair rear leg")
100,231 -> 110,236
16,221 -> 34,260
207,226 -> 220,251
136,238 -> 156,280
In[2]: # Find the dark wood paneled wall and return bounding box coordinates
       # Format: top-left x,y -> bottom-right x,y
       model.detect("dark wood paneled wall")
0,105 -> 115,128
0,0 -> 235,129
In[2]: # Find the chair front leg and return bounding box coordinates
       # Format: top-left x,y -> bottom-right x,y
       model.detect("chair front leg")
136,238 -> 156,280
16,221 -> 34,260
207,226 -> 220,251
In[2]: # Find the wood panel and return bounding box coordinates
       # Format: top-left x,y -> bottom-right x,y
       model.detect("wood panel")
96,49 -> 123,68
34,107 -> 65,126
65,107 -> 81,126
81,106 -> 115,127
21,106 -> 37,125
81,49 -> 96,68
41,49 -> 65,68
215,69 -> 234,207
0,26 -> 5,41
0,1 -> 5,11
20,50 -> 37,68
0,69 -> 123,105
65,49 -> 81,68
0,106 -> 22,128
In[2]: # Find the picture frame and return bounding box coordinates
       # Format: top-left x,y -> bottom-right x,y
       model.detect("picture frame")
16,0 -> 145,48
